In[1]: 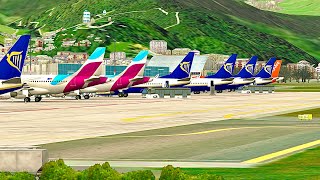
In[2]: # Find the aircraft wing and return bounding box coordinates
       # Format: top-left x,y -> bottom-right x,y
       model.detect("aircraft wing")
260,78 -> 273,81
243,78 -> 255,81
178,78 -> 191,81
129,76 -> 144,82
84,76 -> 110,83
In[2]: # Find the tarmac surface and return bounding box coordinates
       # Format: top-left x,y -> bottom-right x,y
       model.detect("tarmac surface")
1,92 -> 320,167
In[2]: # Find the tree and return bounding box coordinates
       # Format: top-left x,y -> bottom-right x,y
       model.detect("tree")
122,170 -> 155,180
78,162 -> 121,180
40,159 -> 78,180
279,66 -> 291,83
159,165 -> 188,180
291,69 -> 301,83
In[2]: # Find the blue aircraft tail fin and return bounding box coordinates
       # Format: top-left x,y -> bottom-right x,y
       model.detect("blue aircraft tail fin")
206,54 -> 237,78
160,52 -> 195,79
236,56 -> 258,78
0,35 -> 30,80
255,57 -> 277,78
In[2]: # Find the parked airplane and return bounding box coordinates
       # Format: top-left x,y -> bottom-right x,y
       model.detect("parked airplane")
2,47 -> 108,102
214,56 -> 258,91
254,57 -> 277,85
183,54 -> 237,94
117,52 -> 195,96
0,35 -> 30,95
79,50 -> 151,97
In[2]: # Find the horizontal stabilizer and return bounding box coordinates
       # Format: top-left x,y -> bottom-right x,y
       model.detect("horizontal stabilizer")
130,76 -> 144,82
2,77 -> 22,84
243,78 -> 255,81
178,77 -> 191,81
222,78 -> 235,81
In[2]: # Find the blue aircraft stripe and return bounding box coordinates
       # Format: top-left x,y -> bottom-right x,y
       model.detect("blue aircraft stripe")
88,47 -> 106,60
50,74 -> 70,85
132,50 -> 149,62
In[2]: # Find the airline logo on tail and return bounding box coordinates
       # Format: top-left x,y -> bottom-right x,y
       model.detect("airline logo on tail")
180,62 -> 191,74
7,51 -> 23,72
224,63 -> 234,75
245,64 -> 255,75
264,65 -> 273,75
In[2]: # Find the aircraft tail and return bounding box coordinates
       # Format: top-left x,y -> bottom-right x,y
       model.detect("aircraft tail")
236,56 -> 257,78
272,60 -> 282,78
206,54 -> 237,78
0,35 -> 30,80
73,47 -> 106,77
160,52 -> 195,79
117,50 -> 149,78
255,57 -> 277,78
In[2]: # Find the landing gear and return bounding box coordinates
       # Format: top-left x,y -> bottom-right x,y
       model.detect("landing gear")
35,97 -> 42,102
194,91 -> 201,94
123,93 -> 128,97
75,95 -> 81,100
24,97 -> 31,103
118,92 -> 124,97
84,95 -> 90,99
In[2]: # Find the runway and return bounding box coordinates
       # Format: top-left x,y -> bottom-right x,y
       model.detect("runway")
1,92 -> 320,148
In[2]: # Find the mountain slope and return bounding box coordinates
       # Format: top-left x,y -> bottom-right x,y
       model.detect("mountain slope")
2,0 -> 319,63
278,0 -> 320,16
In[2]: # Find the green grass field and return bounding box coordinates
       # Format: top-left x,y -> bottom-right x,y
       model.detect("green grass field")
274,82 -> 320,92
277,107 -> 320,118
182,146 -> 320,180
279,0 -> 320,16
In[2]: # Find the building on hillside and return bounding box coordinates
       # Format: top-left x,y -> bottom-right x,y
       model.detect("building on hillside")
0,46 -> 10,56
36,55 -> 53,64
44,44 -> 56,51
172,48 -> 191,55
83,10 -> 91,24
62,39 -> 76,47
57,51 -> 72,56
35,38 -> 44,47
75,40 -> 91,47
4,38 -> 13,47
110,52 -> 126,65
103,10 -> 107,16
42,31 -> 57,39
150,40 -> 167,54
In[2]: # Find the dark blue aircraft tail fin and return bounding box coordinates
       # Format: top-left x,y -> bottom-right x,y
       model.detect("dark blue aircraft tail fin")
0,35 -> 30,80
206,54 -> 237,78
160,52 -> 195,79
236,56 -> 258,78
255,57 -> 277,78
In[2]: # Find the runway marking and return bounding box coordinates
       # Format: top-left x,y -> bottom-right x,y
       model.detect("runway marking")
243,139 -> 320,164
123,100 -> 320,122
223,102 -> 320,119
122,104 -> 257,122
95,126 -> 318,139
97,127 -> 263,138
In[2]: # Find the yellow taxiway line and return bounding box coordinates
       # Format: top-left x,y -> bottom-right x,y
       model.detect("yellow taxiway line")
243,139 -> 320,164
97,127 -> 262,138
